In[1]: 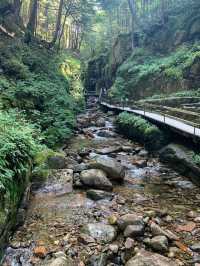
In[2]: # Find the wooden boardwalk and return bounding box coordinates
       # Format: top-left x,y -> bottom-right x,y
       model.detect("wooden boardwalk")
100,101 -> 200,138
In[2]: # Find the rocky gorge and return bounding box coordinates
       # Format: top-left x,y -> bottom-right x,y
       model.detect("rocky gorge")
2,102 -> 200,266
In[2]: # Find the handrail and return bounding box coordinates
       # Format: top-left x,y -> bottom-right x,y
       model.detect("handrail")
100,98 -> 200,137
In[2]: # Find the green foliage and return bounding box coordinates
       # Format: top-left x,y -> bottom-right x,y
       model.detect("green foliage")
109,44 -> 200,100
0,110 -> 43,194
116,112 -> 167,150
0,41 -> 84,148
192,153 -> 200,167
1,57 -> 29,80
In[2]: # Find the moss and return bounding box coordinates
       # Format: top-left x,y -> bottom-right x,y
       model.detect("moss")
116,112 -> 168,151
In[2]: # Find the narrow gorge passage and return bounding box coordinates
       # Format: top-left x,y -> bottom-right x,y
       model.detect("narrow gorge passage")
3,100 -> 200,266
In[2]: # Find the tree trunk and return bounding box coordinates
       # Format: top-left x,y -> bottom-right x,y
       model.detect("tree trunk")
127,0 -> 135,50
25,0 -> 38,43
50,0 -> 64,47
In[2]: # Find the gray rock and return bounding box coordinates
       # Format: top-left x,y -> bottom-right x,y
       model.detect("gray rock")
96,146 -> 122,155
118,213 -> 144,231
47,257 -> 75,266
82,223 -> 117,243
150,222 -> 179,241
86,189 -> 113,201
87,253 -> 108,266
190,243 -> 200,252
150,236 -> 169,253
97,130 -> 117,138
96,118 -> 106,127
80,169 -> 113,191
89,156 -> 125,181
159,143 -> 200,186
125,238 -> 135,249
73,163 -> 88,172
126,250 -> 178,266
124,224 -> 145,237
138,150 -> 148,157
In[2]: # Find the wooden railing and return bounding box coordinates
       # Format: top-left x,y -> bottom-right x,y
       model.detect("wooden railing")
99,91 -> 200,137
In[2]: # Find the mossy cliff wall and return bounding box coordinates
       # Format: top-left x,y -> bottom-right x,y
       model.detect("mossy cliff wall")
85,0 -> 200,100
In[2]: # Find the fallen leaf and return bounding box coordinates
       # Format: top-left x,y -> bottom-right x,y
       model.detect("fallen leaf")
174,241 -> 192,255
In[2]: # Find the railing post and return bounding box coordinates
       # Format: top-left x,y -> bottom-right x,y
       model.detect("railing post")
144,104 -> 146,116
164,114 -> 166,123
194,126 -> 196,136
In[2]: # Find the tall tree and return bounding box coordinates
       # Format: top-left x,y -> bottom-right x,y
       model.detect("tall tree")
50,0 -> 64,47
25,0 -> 38,42
127,0 -> 135,49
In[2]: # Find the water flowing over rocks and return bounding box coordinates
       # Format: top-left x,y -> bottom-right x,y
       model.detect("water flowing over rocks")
3,105 -> 200,266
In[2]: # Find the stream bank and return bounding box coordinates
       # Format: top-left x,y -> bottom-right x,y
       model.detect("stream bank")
2,103 -> 200,266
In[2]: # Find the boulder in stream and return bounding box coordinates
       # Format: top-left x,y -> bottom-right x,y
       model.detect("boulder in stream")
126,250 -> 178,266
159,143 -> 200,185
82,223 -> 117,243
89,156 -> 125,181
80,169 -> 113,191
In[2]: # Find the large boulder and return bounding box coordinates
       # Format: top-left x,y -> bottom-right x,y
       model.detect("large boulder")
126,250 -> 178,266
159,143 -> 200,185
82,223 -> 117,243
80,169 -> 113,191
89,156 -> 125,181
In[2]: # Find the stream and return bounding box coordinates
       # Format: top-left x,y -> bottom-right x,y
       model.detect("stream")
2,103 -> 200,266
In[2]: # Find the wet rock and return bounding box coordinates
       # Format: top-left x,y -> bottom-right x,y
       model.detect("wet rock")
109,244 -> 119,253
80,169 -> 113,191
96,118 -> 106,127
89,156 -> 125,181
150,236 -> 169,253
87,253 -> 108,266
117,213 -> 144,231
150,222 -> 179,241
97,130 -> 117,138
190,243 -> 200,252
47,154 -> 67,169
125,238 -> 135,249
122,146 -> 133,152
47,257 -> 75,266
82,223 -> 117,243
53,251 -> 66,258
159,143 -> 200,186
126,250 -> 178,266
96,146 -> 122,155
73,163 -> 88,173
86,189 -> 113,201
124,224 -> 145,237
79,233 -> 95,244
138,150 -> 148,157
133,159 -> 147,168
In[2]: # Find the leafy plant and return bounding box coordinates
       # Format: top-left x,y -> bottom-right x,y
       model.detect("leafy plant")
116,112 -> 167,150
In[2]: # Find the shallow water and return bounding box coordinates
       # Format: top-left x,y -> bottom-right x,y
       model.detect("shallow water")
3,109 -> 200,266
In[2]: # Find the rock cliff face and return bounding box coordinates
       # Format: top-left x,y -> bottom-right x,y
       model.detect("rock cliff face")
85,0 -> 200,100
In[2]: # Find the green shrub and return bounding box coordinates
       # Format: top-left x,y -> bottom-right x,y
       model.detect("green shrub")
0,110 -> 44,209
1,58 -> 29,79
116,112 -> 167,150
